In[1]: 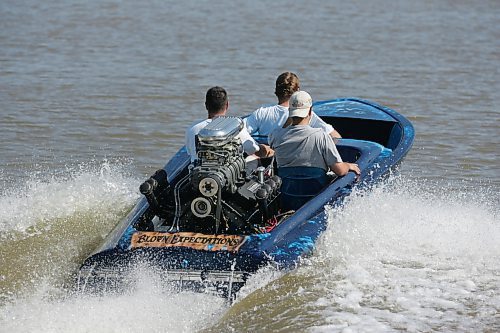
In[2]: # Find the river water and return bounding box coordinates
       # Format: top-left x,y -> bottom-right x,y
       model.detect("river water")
1,0 -> 499,332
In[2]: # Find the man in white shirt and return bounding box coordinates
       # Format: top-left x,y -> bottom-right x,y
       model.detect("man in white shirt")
244,72 -> 341,138
185,86 -> 272,163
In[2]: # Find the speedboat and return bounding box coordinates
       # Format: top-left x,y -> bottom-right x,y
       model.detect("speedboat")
77,98 -> 414,299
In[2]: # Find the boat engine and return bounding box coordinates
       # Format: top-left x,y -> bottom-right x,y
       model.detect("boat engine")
190,116 -> 247,216
183,116 -> 281,234
137,116 -> 282,234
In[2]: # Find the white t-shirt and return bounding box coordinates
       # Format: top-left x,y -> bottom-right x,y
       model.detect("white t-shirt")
244,104 -> 334,136
185,118 -> 260,162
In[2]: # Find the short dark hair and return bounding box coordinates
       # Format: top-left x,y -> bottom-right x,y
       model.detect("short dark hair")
205,86 -> 228,114
275,72 -> 300,102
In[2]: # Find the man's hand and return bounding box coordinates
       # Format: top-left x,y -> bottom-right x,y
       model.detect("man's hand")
256,144 -> 274,158
348,163 -> 360,175
330,162 -> 361,177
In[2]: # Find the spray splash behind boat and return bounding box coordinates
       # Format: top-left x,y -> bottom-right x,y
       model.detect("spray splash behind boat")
0,171 -> 498,332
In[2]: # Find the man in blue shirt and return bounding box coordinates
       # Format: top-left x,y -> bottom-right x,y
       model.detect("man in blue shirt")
245,72 -> 341,139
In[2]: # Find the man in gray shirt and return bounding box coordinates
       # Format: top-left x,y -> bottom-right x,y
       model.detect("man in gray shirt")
269,91 -> 360,177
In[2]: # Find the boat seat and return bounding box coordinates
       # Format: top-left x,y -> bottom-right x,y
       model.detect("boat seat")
277,167 -> 330,211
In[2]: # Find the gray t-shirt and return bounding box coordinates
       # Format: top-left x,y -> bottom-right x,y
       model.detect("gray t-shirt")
269,125 -> 343,171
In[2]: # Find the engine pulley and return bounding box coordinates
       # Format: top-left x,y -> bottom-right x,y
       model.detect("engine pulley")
198,177 -> 219,197
191,197 -> 212,218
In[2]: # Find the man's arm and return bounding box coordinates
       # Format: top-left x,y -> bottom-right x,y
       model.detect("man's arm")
322,132 -> 357,176
329,129 -> 342,139
239,126 -> 261,155
243,109 -> 260,135
330,162 -> 360,176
